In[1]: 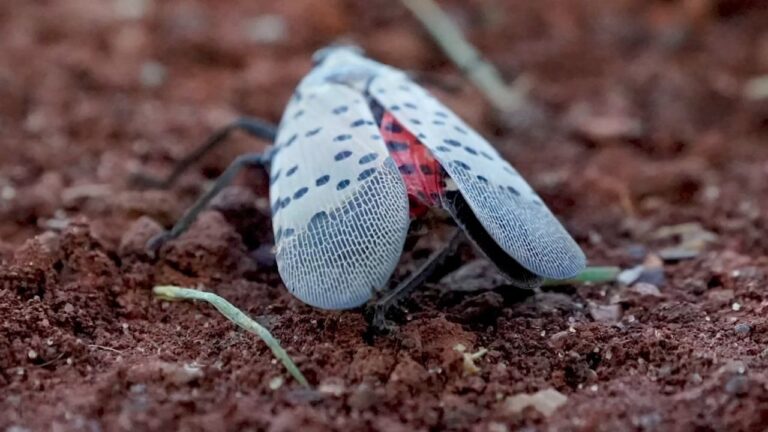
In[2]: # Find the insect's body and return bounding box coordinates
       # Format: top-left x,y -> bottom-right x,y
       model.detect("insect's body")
379,112 -> 444,218
260,46 -> 586,310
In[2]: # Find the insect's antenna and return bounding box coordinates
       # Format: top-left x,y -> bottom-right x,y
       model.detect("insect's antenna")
133,117 -> 277,190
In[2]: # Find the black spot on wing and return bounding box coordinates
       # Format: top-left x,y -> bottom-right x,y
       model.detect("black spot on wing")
269,169 -> 281,185
454,161 -> 471,171
316,175 -> 330,186
286,165 -> 299,177
384,122 -> 403,133
359,152 -> 379,164
334,150 -> 352,161
398,164 -> 416,175
293,187 -> 309,200
386,141 -> 409,152
444,139 -> 461,147
334,134 -> 352,142
305,127 -> 321,137
336,179 -> 351,190
309,211 -> 328,226
281,133 -> 298,147
358,167 -> 377,181
332,106 -> 348,114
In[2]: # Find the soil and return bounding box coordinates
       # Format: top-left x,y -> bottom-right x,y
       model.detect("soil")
2,0 -> 768,431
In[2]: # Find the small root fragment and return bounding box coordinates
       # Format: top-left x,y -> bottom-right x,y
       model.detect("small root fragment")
453,343 -> 488,375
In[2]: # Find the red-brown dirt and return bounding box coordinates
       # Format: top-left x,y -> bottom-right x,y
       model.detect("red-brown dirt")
2,0 -> 768,431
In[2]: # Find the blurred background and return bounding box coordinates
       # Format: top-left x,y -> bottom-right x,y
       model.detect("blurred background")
0,0 -> 767,257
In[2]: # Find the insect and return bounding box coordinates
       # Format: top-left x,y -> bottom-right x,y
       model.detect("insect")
142,46 -> 586,320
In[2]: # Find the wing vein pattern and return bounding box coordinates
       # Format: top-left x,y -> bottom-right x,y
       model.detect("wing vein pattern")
270,82 -> 410,309
370,73 -> 585,279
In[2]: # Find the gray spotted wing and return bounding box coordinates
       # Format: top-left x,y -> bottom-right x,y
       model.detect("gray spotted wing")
270,82 -> 410,309
369,73 -> 585,280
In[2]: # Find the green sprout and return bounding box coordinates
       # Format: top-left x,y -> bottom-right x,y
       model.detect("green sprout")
542,266 -> 621,286
153,285 -> 309,388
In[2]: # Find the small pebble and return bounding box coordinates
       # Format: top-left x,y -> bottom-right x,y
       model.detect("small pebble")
503,388 -> 568,417
348,383 -> 378,411
628,282 -> 662,297
724,375 -> 750,396
625,244 -> 648,260
734,323 -> 751,336
589,303 -> 622,323
269,376 -> 284,390
245,14 -> 288,44
140,61 -> 167,88
689,373 -> 703,384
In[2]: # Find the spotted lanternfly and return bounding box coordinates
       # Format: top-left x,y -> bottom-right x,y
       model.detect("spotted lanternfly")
147,46 -> 586,312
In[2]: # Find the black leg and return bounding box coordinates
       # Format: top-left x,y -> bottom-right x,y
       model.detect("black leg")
371,228 -> 464,330
147,152 -> 270,254
133,117 -> 278,189
442,190 -> 543,289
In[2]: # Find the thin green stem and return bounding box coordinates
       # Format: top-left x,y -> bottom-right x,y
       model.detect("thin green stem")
542,266 -> 621,286
401,0 -> 528,113
153,285 -> 309,388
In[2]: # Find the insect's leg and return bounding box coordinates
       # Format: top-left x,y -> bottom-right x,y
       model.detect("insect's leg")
133,117 -> 277,189
442,189 -> 543,288
371,228 -> 464,330
147,152 -> 269,254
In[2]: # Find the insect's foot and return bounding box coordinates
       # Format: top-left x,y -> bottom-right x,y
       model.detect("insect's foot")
367,303 -> 400,334
146,231 -> 173,258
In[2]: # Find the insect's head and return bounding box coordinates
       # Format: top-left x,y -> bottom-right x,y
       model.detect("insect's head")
312,44 -> 365,66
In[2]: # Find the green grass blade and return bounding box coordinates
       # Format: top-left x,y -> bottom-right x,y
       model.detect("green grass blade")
153,285 -> 309,388
542,266 -> 621,286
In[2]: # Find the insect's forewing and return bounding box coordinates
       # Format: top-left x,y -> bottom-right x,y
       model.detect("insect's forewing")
270,82 -> 410,309
370,73 -> 585,279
